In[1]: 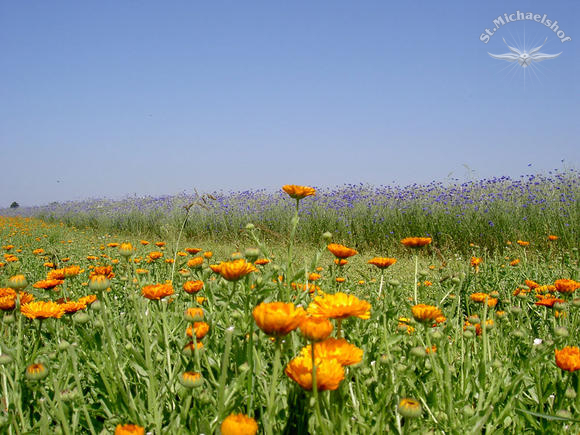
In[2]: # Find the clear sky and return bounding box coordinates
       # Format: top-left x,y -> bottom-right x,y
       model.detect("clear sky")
1,1 -> 578,206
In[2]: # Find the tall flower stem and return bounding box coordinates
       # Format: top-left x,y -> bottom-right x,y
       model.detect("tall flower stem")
265,339 -> 282,435
311,342 -> 329,435
285,200 -> 300,300
170,205 -> 192,284
217,326 -> 234,421
413,254 -> 419,305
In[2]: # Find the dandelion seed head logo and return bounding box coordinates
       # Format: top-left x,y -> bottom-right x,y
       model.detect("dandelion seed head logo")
480,11 -> 572,86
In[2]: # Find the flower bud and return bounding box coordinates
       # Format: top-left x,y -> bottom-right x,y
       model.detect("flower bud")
8,274 -> 27,290
179,371 -> 203,388
398,398 -> 422,418
554,326 -> 569,337
25,363 -> 48,381
73,312 -> 90,324
119,243 -> 133,257
322,232 -> 332,242
89,275 -> 110,292
0,354 -> 13,365
245,223 -> 255,230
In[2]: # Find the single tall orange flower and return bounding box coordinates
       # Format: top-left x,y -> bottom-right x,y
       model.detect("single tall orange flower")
327,243 -> 358,259
282,185 -> 316,200
299,316 -> 333,342
252,302 -> 306,336
368,257 -> 397,269
401,237 -> 432,248
555,279 -> 580,294
308,292 -> 371,320
183,280 -> 204,294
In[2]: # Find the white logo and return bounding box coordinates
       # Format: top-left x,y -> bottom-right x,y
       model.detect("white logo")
488,38 -> 561,68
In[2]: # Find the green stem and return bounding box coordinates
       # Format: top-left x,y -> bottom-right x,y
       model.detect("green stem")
413,254 -> 419,305
266,340 -> 282,435
217,327 -> 234,421
312,342 -> 329,435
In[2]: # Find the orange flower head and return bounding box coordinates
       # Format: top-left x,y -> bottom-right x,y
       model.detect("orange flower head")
217,259 -> 257,281
525,279 -> 539,289
33,279 -> 64,290
89,275 -> 110,292
115,424 -> 145,435
221,413 -> 258,435
555,347 -> 580,372
285,355 -> 344,391
301,337 -> 363,366
90,265 -> 114,279
411,304 -> 443,323
21,301 -> 65,319
401,237 -> 432,248
368,257 -> 397,269
107,243 -> 120,248
141,283 -> 174,300
282,185 -> 316,200
510,259 -> 520,266
140,240 -> 149,246
299,316 -> 333,342
119,243 -> 133,257
252,302 -> 306,336
63,265 -> 82,278
308,273 -> 322,282
470,292 -> 498,307
555,279 -> 580,294
535,296 -> 565,307
334,259 -> 348,266
78,294 -> 97,305
203,251 -> 213,259
8,274 -> 27,290
470,257 -> 483,268
517,240 -> 529,247
185,248 -> 202,255
155,242 -> 166,247
327,243 -> 357,259
308,292 -> 371,320
183,280 -> 204,294
186,257 -> 204,268
185,307 -> 204,322
60,300 -> 87,314
548,235 -> 559,241
186,322 -> 210,340
147,251 -> 163,261
0,296 -> 16,311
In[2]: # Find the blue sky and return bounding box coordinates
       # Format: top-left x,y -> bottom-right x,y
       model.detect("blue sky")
0,1 -> 578,206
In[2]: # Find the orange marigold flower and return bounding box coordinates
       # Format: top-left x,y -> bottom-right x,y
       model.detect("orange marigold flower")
555,347 -> 580,372
516,240 -> 529,247
155,242 -> 166,247
115,424 -> 145,435
21,301 -> 65,319
186,322 -> 210,340
335,277 -> 346,283
525,279 -> 539,289
0,288 -> 16,298
535,297 -> 565,307
327,243 -> 358,259
63,265 -> 82,278
187,257 -> 204,268
203,251 -> 213,259
368,257 -> 397,269
183,280 -> 204,294
107,243 -> 120,248
185,248 -> 202,255
32,248 -> 45,255
141,283 -> 174,300
285,355 -> 344,391
60,300 -> 87,314
411,304 -> 443,323
282,185 -> 316,200
33,279 -> 64,290
401,237 -> 432,248
252,302 -> 306,336
0,296 -> 16,311
254,258 -> 270,266
334,259 -> 348,266
423,281 -> 433,287
548,235 -> 559,241
299,316 -> 333,342
7,274 -> 27,290
555,279 -> 580,294
308,292 -> 371,320
470,257 -> 483,268
510,259 -> 520,266
119,243 -> 133,257
308,273 -> 321,281
221,413 -> 258,435
185,307 -> 204,322
217,259 -> 257,281
46,269 -> 65,280
78,294 -> 97,305
470,293 -> 498,307
140,240 -> 149,246
147,251 -> 163,261
301,337 -> 363,366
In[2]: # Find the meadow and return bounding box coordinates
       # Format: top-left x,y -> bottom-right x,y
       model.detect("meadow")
0,171 -> 579,434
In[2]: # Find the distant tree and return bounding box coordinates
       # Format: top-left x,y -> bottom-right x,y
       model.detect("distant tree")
10,201 -> 19,209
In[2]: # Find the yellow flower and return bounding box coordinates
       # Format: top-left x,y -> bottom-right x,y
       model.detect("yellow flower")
252,302 -> 306,336
220,413 -> 258,435
282,185 -> 316,200
308,292 -> 371,320
285,355 -> 344,391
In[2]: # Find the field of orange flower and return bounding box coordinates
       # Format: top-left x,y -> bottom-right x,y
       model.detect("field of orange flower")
0,184 -> 579,434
